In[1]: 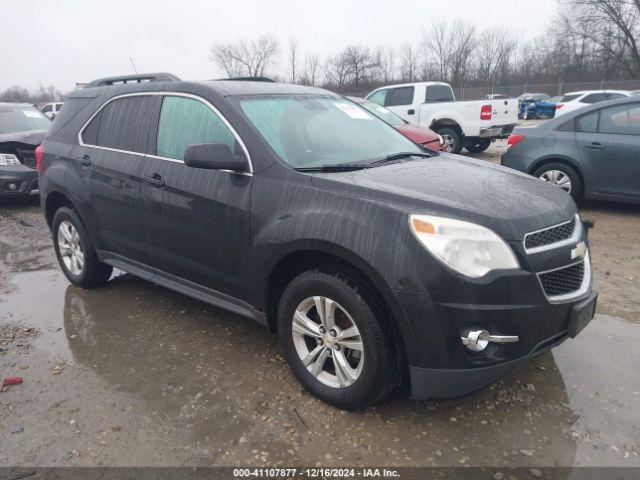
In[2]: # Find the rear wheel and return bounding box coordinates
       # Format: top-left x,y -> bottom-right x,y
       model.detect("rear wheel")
533,162 -> 582,201
277,269 -> 397,410
52,207 -> 113,288
437,127 -> 462,154
464,138 -> 492,154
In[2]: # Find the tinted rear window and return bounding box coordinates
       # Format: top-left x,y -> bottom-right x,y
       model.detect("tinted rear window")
425,85 -> 454,102
582,93 -> 607,104
82,96 -> 156,153
384,87 -> 414,107
560,94 -> 581,102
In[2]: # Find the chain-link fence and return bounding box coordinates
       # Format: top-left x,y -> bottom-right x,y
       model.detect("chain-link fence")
455,79 -> 640,100
342,79 -> 640,100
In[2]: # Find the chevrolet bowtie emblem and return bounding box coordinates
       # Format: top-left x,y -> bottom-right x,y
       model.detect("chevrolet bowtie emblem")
571,241 -> 587,260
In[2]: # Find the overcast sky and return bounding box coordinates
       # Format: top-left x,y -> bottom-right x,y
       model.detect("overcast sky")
2,0 -> 557,91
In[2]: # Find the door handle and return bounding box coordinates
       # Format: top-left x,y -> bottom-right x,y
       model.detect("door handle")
407,109 -> 415,115
143,173 -> 165,188
79,154 -> 91,166
586,142 -> 604,150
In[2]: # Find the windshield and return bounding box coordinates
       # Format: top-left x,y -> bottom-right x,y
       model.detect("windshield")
238,94 -> 421,168
357,100 -> 405,126
0,106 -> 51,134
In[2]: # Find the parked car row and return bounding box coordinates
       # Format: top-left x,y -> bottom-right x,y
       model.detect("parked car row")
0,103 -> 50,198
503,95 -> 640,204
365,81 -> 518,154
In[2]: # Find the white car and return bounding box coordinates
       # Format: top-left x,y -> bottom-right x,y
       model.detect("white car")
554,90 -> 631,116
40,102 -> 64,120
366,82 -> 518,154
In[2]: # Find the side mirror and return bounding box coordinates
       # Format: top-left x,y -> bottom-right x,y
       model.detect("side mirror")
184,143 -> 247,171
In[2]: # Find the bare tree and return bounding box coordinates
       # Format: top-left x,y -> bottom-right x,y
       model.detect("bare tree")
475,28 -> 516,85
324,52 -> 352,87
288,36 -> 300,83
343,45 -> 379,86
557,0 -> 640,77
210,35 -> 280,78
398,43 -> 418,81
424,20 -> 476,86
303,53 -> 321,85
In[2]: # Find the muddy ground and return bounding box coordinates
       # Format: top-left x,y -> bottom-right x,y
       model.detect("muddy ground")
1,146 -> 639,469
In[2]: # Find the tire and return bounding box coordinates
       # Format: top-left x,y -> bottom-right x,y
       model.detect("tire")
52,207 -> 113,288
533,162 -> 582,201
464,138 -> 492,154
437,127 -> 463,154
277,269 -> 397,410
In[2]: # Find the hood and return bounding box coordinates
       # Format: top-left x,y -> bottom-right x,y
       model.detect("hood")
0,130 -> 47,146
394,123 -> 439,145
310,155 -> 576,241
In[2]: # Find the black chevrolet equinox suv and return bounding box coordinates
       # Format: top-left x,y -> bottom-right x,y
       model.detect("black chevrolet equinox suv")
39,73 -> 597,410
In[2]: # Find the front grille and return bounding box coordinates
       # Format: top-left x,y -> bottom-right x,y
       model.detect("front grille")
525,217 -> 576,250
539,262 -> 585,297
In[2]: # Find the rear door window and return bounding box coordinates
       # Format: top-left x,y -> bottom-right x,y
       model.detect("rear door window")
598,104 -> 640,135
384,87 -> 414,107
82,95 -> 156,153
425,85 -> 454,103
155,95 -> 236,160
575,111 -> 599,132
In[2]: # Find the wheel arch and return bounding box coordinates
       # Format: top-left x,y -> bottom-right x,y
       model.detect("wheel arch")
528,156 -> 587,195
44,190 -> 75,227
263,243 -> 409,379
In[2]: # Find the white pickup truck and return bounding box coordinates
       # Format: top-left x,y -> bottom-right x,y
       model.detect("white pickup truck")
366,82 -> 518,154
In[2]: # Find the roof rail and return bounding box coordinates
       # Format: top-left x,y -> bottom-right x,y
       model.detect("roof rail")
216,76 -> 275,82
85,72 -> 181,88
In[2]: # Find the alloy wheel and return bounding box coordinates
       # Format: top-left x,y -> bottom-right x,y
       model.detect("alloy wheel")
57,220 -> 85,276
441,133 -> 455,151
539,170 -> 572,193
291,296 -> 364,388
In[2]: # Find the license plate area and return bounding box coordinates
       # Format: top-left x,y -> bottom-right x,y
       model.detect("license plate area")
568,294 -> 597,338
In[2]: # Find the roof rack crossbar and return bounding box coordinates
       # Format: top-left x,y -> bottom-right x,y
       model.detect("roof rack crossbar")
85,73 -> 181,88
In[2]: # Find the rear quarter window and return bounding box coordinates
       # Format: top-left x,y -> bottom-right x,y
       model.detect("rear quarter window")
560,94 -> 581,102
425,85 -> 454,103
384,87 -> 414,107
81,96 -> 156,153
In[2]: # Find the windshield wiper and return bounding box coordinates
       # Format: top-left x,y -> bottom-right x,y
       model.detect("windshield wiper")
294,164 -> 371,172
371,152 -> 435,165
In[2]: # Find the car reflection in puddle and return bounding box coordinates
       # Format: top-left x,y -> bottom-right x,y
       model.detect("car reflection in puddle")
2,269 -> 638,467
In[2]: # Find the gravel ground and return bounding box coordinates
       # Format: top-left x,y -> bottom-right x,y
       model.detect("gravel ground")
1,146 -> 639,468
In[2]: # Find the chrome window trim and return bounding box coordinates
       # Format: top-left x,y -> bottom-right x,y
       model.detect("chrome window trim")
523,214 -> 582,254
77,91 -> 254,174
536,251 -> 591,303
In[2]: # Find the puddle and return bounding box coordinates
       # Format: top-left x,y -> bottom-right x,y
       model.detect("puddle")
1,269 -> 638,466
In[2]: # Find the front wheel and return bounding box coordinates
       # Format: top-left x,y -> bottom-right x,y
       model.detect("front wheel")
437,127 -> 462,154
533,162 -> 582,201
277,270 -> 397,410
52,207 -> 113,288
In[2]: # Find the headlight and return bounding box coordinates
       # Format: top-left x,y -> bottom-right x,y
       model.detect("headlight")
0,154 -> 21,167
409,214 -> 520,278
437,134 -> 444,145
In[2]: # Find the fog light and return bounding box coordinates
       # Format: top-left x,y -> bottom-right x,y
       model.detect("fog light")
461,329 -> 519,352
7,183 -> 18,191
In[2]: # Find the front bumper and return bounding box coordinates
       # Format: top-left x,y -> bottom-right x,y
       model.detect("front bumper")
0,166 -> 39,198
409,291 -> 596,399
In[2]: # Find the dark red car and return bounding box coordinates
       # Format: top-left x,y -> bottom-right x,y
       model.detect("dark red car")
348,97 -> 449,152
